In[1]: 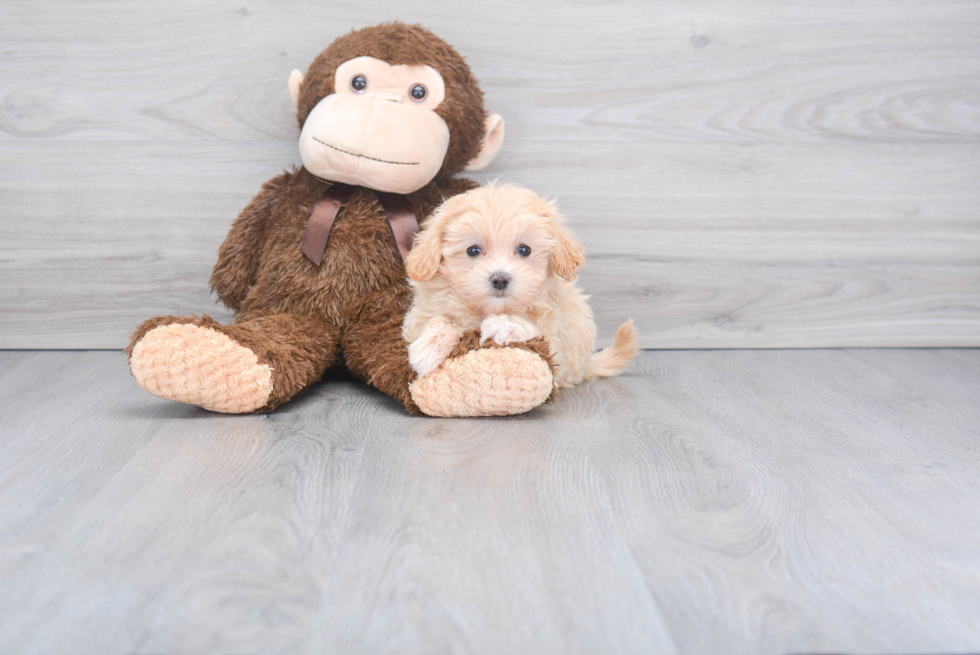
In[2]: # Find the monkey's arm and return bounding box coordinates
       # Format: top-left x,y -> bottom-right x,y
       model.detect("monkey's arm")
209,174 -> 288,311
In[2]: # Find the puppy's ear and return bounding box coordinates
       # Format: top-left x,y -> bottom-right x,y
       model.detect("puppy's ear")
550,219 -> 585,282
406,205 -> 450,281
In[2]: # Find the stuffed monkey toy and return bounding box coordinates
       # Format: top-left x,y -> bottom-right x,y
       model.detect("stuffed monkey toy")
126,23 -> 556,416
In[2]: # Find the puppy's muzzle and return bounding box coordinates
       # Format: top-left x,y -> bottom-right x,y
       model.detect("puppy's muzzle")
490,272 -> 510,293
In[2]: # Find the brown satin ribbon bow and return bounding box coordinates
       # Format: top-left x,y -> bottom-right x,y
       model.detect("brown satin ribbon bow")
300,182 -> 419,266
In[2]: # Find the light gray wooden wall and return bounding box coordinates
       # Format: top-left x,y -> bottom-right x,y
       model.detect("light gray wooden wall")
2,0 -> 978,349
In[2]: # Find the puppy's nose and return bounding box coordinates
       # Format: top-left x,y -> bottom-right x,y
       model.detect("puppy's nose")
490,272 -> 510,291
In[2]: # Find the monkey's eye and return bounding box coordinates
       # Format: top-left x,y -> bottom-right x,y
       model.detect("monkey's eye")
410,84 -> 427,101
350,75 -> 368,93
466,245 -> 481,257
517,244 -> 532,257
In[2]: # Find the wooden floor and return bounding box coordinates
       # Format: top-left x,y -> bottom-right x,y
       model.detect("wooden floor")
1,350 -> 978,654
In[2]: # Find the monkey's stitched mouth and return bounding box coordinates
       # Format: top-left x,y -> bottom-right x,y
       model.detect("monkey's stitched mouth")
311,136 -> 419,166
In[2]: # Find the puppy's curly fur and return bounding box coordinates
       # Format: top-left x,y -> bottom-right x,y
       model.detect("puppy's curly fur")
403,183 -> 639,387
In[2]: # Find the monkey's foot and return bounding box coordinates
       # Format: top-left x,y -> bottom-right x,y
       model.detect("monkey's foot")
129,322 -> 273,413
409,333 -> 556,417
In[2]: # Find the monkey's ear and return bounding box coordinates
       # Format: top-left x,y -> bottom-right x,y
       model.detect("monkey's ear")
288,70 -> 304,110
464,114 -> 505,171
550,219 -> 586,282
405,207 -> 450,281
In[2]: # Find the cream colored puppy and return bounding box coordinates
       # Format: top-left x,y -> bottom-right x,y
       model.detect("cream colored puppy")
403,183 -> 639,388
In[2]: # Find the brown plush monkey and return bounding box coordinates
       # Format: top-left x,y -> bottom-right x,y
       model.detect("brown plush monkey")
126,23 -> 556,416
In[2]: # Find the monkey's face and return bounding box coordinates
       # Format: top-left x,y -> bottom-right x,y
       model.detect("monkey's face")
296,56 -> 452,194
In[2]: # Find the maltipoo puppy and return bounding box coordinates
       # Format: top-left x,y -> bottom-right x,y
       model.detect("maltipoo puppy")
403,183 -> 639,388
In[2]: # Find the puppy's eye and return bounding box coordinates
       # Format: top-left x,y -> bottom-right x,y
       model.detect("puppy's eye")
516,244 -> 531,257
466,245 -> 481,257
351,75 -> 368,92
410,84 -> 427,101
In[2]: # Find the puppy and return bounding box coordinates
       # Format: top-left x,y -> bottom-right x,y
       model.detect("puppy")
403,183 -> 639,388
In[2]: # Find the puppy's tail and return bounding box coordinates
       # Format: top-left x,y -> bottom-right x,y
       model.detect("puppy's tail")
584,319 -> 640,380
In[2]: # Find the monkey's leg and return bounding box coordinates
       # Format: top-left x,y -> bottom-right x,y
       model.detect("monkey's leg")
127,312 -> 339,413
341,300 -> 423,414
409,331 -> 557,418
341,286 -> 556,416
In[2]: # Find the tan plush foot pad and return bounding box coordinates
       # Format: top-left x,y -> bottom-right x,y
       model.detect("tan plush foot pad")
409,334 -> 557,417
130,323 -> 273,413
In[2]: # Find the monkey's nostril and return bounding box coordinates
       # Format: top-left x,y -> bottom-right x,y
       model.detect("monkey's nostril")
490,273 -> 510,291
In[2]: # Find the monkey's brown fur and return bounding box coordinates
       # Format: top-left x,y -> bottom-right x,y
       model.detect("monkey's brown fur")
126,23 -> 555,414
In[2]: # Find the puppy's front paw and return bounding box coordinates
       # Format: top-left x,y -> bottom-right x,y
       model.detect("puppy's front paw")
479,314 -> 541,346
409,319 -> 463,377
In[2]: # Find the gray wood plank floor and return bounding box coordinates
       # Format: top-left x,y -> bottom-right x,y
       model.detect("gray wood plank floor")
3,0 -> 979,349
1,349 -> 978,654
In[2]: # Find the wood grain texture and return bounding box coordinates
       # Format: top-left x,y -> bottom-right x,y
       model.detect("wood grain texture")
1,349 -> 978,654
1,0 -> 979,348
